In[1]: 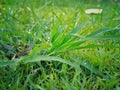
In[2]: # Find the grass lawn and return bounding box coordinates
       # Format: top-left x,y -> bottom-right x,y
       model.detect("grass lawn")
0,0 -> 120,90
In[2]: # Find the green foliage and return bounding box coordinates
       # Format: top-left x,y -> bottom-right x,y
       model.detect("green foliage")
0,0 -> 120,89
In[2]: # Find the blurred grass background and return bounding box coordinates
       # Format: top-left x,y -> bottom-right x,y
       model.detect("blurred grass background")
0,0 -> 120,90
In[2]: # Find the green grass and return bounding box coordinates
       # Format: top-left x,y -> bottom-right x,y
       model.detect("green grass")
0,0 -> 120,90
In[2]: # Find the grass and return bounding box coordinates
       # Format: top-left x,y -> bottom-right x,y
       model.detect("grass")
0,0 -> 120,89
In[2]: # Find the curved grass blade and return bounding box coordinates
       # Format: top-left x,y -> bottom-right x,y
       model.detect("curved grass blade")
84,35 -> 120,40
69,44 -> 120,50
21,56 -> 81,71
86,27 -> 120,38
0,56 -> 102,75
0,56 -> 81,71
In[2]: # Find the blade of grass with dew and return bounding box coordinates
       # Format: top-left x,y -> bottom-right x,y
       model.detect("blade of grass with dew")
21,56 -> 81,71
0,55 -> 101,75
0,56 -> 81,71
